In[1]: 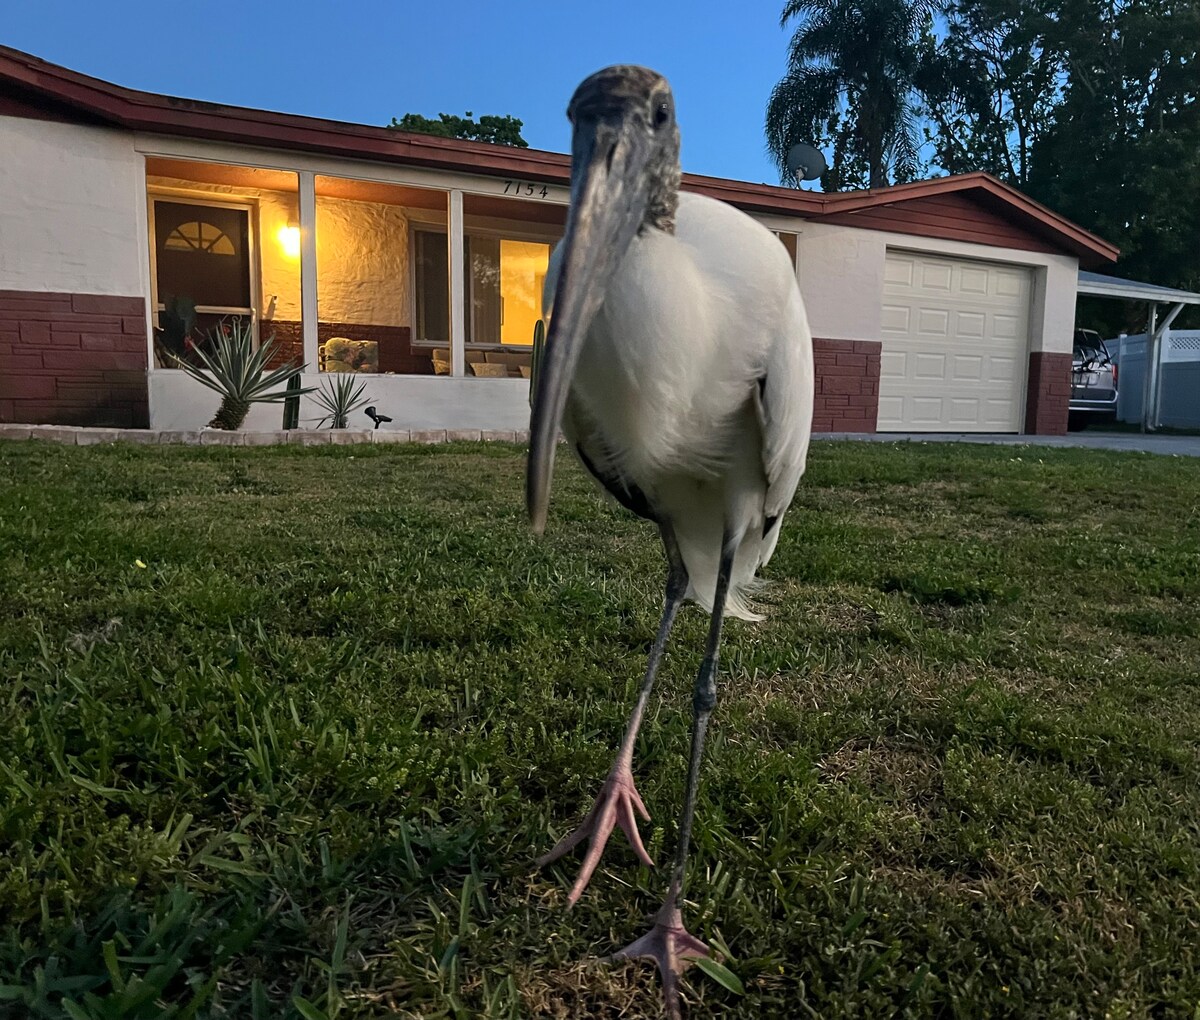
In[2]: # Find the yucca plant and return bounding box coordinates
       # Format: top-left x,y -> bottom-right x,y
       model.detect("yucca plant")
311,373 -> 370,429
169,318 -> 312,430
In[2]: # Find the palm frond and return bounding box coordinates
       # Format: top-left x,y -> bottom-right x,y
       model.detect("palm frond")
766,67 -> 842,184
767,0 -> 942,188
887,105 -> 924,182
779,0 -> 834,28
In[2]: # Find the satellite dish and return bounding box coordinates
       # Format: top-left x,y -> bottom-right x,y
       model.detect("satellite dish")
786,142 -> 828,182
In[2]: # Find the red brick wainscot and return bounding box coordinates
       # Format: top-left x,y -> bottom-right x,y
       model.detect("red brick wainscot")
812,338 -> 881,433
263,320 -> 426,374
1024,352 -> 1071,435
0,291 -> 149,427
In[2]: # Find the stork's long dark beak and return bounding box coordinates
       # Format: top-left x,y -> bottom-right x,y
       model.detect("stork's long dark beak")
527,115 -> 653,534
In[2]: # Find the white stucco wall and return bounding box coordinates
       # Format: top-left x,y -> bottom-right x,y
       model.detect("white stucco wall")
0,116 -> 143,295
150,370 -> 531,431
1029,256 -> 1080,354
316,197 -> 409,325
795,222 -> 886,343
796,221 -> 1080,355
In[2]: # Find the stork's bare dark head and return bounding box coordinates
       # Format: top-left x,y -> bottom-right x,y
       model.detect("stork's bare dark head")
567,66 -> 681,234
527,66 -> 681,534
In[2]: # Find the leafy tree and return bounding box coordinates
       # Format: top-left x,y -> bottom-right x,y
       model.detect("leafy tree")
769,0 -> 1200,324
914,0 -> 1062,186
766,0 -> 942,190
911,0 -> 1200,328
387,112 -> 528,147
1026,0 -> 1200,327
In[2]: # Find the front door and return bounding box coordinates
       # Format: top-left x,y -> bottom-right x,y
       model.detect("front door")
152,198 -> 253,319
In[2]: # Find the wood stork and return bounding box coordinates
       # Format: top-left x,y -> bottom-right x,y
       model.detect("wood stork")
528,65 -> 814,1015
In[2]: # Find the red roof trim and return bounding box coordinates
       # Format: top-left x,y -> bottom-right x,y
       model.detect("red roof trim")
0,45 -> 1116,264
819,173 -> 1118,264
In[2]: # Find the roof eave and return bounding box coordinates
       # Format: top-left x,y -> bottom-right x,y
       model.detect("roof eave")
0,45 -> 1116,263
826,173 -> 1118,266
2,51 -> 576,181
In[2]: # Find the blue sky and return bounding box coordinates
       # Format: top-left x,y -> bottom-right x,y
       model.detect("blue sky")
5,0 -> 798,186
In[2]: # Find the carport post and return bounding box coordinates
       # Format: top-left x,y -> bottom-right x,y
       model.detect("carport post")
1142,305 -> 1157,434
1142,302 -> 1185,432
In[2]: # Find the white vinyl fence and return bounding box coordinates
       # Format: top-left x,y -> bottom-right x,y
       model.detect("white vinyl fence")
1115,332 -> 1200,429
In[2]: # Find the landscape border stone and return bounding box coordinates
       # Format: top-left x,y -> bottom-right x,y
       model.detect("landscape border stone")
0,424 -> 533,447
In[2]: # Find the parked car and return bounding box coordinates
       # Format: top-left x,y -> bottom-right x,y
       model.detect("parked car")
1069,328 -> 1118,428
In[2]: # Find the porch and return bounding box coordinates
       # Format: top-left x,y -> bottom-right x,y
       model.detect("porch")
144,155 -> 567,430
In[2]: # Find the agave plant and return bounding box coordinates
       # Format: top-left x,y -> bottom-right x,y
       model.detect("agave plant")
311,372 -> 370,429
169,318 -> 311,430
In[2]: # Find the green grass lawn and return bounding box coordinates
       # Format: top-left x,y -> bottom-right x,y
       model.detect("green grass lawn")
2,439 -> 1199,1019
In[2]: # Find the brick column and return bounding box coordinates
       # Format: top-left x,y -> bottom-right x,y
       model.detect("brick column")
0,291 -> 149,427
1025,352 -> 1071,435
812,338 -> 881,432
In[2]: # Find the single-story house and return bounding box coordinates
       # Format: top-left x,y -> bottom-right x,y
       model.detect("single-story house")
0,46 -> 1118,435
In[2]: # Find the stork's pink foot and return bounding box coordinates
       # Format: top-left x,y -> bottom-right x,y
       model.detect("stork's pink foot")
610,902 -> 709,1020
537,765 -> 654,905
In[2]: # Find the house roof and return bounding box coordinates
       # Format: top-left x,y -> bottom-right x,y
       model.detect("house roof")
0,45 -> 1118,266
821,173 -> 1119,266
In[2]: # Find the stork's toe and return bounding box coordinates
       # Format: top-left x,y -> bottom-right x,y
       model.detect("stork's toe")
537,766 -> 653,905
609,905 -> 709,1020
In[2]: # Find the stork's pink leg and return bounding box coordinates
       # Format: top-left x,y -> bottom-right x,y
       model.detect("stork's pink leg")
614,533 -> 736,1020
538,530 -> 688,904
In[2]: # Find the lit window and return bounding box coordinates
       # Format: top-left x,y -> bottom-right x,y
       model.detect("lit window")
414,228 -> 550,348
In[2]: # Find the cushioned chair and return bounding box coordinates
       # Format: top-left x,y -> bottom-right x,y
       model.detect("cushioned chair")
471,362 -> 509,378
321,337 -> 378,373
484,350 -> 533,378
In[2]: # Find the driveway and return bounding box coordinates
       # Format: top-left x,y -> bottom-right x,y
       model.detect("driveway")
819,431 -> 1200,458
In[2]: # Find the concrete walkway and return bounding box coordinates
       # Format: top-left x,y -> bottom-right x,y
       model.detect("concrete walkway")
819,431 -> 1200,458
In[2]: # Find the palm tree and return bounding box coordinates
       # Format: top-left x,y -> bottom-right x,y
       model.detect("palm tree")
766,0 -> 942,190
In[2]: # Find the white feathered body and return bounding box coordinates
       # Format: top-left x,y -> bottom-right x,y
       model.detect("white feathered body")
547,192 -> 814,619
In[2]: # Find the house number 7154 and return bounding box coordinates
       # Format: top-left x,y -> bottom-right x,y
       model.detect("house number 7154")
503,180 -> 550,198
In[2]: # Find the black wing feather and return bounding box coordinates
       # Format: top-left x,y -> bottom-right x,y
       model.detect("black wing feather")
575,443 -> 658,523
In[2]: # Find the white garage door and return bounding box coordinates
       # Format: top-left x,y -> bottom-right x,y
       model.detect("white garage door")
879,251 -> 1032,432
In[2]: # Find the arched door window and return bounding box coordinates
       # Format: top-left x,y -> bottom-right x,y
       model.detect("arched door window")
163,220 -> 238,256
